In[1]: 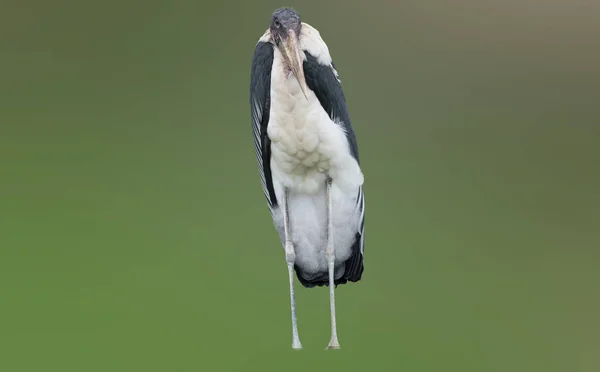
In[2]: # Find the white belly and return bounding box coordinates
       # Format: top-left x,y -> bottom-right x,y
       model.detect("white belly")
270,185 -> 362,275
267,49 -> 364,274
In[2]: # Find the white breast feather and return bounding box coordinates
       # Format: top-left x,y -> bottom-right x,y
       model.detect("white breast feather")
267,48 -> 362,194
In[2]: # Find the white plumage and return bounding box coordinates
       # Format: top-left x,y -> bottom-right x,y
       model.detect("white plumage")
265,24 -> 364,278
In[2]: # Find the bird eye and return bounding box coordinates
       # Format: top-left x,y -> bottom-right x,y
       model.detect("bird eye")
274,20 -> 281,28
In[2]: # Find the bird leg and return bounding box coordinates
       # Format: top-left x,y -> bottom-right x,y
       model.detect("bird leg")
325,178 -> 341,350
282,187 -> 302,350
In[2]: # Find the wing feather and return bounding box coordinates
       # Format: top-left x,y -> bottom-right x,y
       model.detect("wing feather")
250,41 -> 277,213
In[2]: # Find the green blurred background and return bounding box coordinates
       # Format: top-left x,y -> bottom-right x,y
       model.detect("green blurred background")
1,0 -> 599,371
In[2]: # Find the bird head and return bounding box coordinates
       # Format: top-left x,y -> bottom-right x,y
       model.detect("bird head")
270,8 -> 308,99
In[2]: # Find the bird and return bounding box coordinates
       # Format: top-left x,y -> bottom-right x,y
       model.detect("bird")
249,7 -> 365,350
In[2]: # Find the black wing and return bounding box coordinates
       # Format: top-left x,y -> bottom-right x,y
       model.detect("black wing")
299,52 -> 365,287
250,41 -> 277,213
303,54 -> 360,163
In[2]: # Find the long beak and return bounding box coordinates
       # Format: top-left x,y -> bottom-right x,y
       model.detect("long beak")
280,31 -> 308,99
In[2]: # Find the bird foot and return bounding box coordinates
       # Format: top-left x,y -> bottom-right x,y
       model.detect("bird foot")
326,339 -> 340,350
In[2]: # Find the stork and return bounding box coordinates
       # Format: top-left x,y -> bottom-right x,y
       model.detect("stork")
249,7 -> 365,350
